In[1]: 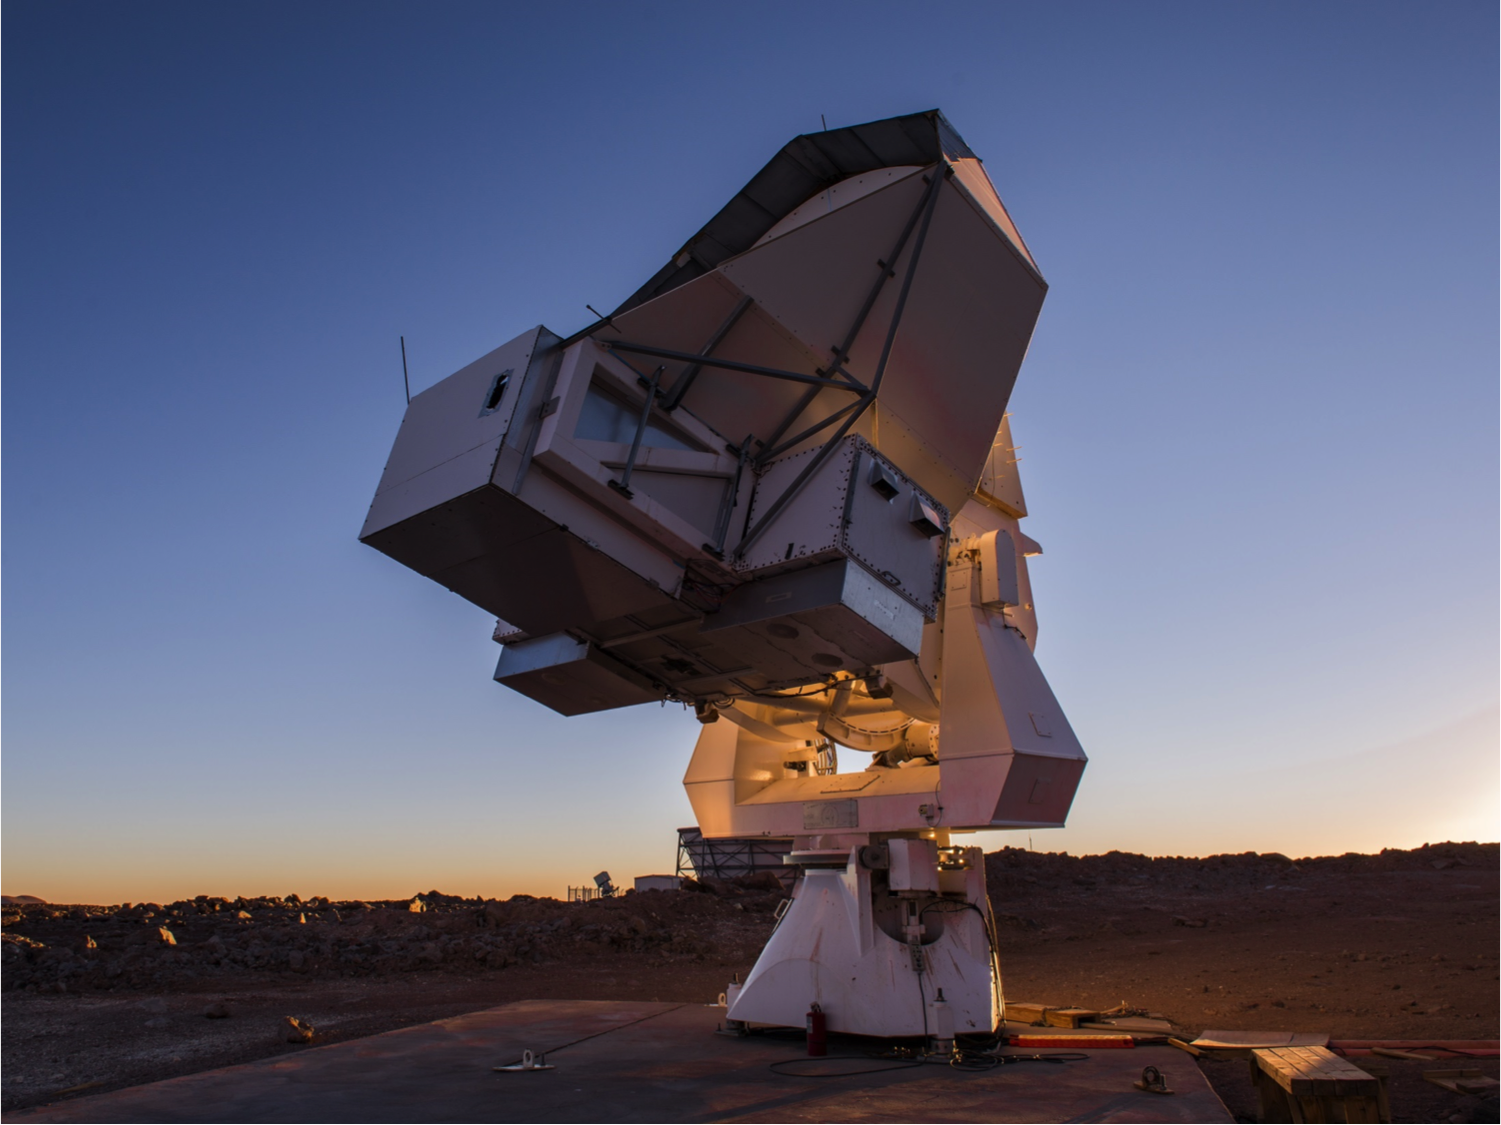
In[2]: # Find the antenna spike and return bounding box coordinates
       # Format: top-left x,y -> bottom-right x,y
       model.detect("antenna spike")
400,336 -> 411,405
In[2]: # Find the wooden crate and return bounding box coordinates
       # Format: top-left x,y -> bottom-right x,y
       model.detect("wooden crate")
1250,1046 -> 1390,1123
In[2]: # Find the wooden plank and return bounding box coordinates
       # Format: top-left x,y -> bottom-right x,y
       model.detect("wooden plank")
1255,1047 -> 1300,1093
1370,1047 -> 1436,1061
1252,1064 -> 1294,1124
1199,1030 -> 1330,1050
1342,1094 -> 1383,1123
1004,1001 -> 1050,1025
1422,1068 -> 1492,1095
1082,1016 -> 1173,1033
1283,1047 -> 1320,1095
1255,1046 -> 1378,1098
1044,1007 -> 1099,1028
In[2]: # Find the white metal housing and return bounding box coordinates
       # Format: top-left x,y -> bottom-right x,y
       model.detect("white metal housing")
361,110 -> 1087,1040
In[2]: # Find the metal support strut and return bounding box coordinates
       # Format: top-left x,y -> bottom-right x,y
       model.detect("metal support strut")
663,294 -> 755,410
734,163 -> 948,560
609,365 -> 665,498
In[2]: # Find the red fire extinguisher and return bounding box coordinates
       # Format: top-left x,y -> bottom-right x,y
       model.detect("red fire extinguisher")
806,1002 -> 827,1056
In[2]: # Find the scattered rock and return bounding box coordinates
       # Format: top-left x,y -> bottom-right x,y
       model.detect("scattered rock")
155,927 -> 176,945
1172,916 -> 1207,928
204,1002 -> 230,1019
283,1016 -> 315,1043
235,911 -> 253,921
407,898 -> 426,914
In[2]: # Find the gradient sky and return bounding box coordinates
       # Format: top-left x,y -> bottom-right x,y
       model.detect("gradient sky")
4,1 -> 1496,905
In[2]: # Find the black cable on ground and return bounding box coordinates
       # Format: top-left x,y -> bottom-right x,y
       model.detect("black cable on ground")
769,1045 -> 1091,1078
995,1052 -> 1091,1064
493,1004 -> 687,1070
769,1057 -> 926,1078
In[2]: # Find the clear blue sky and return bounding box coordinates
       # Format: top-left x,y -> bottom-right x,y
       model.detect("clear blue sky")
4,1 -> 1496,903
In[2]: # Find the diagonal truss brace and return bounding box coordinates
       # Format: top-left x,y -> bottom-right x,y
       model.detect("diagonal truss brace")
605,340 -> 865,394
581,162 -> 951,565
733,163 -> 949,560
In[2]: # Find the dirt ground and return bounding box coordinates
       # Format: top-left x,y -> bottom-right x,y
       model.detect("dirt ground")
3,841 -> 1496,1123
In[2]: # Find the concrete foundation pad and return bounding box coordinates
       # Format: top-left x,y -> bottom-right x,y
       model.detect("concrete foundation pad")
4,1000 -> 1233,1123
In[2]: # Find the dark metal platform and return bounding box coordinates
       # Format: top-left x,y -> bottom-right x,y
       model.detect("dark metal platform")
4,1000 -> 1233,1123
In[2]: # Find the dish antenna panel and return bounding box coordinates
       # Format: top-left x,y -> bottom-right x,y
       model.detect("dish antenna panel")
361,110 -> 1086,1039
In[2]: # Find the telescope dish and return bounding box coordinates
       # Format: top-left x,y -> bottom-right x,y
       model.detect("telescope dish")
591,110 -> 1044,515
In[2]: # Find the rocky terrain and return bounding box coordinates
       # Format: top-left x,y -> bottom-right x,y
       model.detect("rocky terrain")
2,875 -> 784,998
2,842 -> 1496,1122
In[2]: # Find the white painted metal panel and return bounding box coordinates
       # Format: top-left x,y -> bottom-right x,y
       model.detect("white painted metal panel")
736,436 -> 947,616
360,327 -> 546,538
717,173 -> 1045,512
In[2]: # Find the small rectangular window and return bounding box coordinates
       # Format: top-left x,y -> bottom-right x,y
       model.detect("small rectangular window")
480,370 -> 512,415
574,375 -> 703,452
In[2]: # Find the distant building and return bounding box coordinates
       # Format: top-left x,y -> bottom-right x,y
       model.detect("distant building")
633,875 -> 679,893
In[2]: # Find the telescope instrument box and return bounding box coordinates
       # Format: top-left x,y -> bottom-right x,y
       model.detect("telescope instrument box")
736,435 -> 948,618
362,330 -> 949,712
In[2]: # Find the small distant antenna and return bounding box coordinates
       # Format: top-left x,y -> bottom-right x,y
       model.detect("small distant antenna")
400,336 -> 411,405
820,114 -> 827,131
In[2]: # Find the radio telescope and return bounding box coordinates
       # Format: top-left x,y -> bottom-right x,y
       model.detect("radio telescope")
361,109 -> 1086,1038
